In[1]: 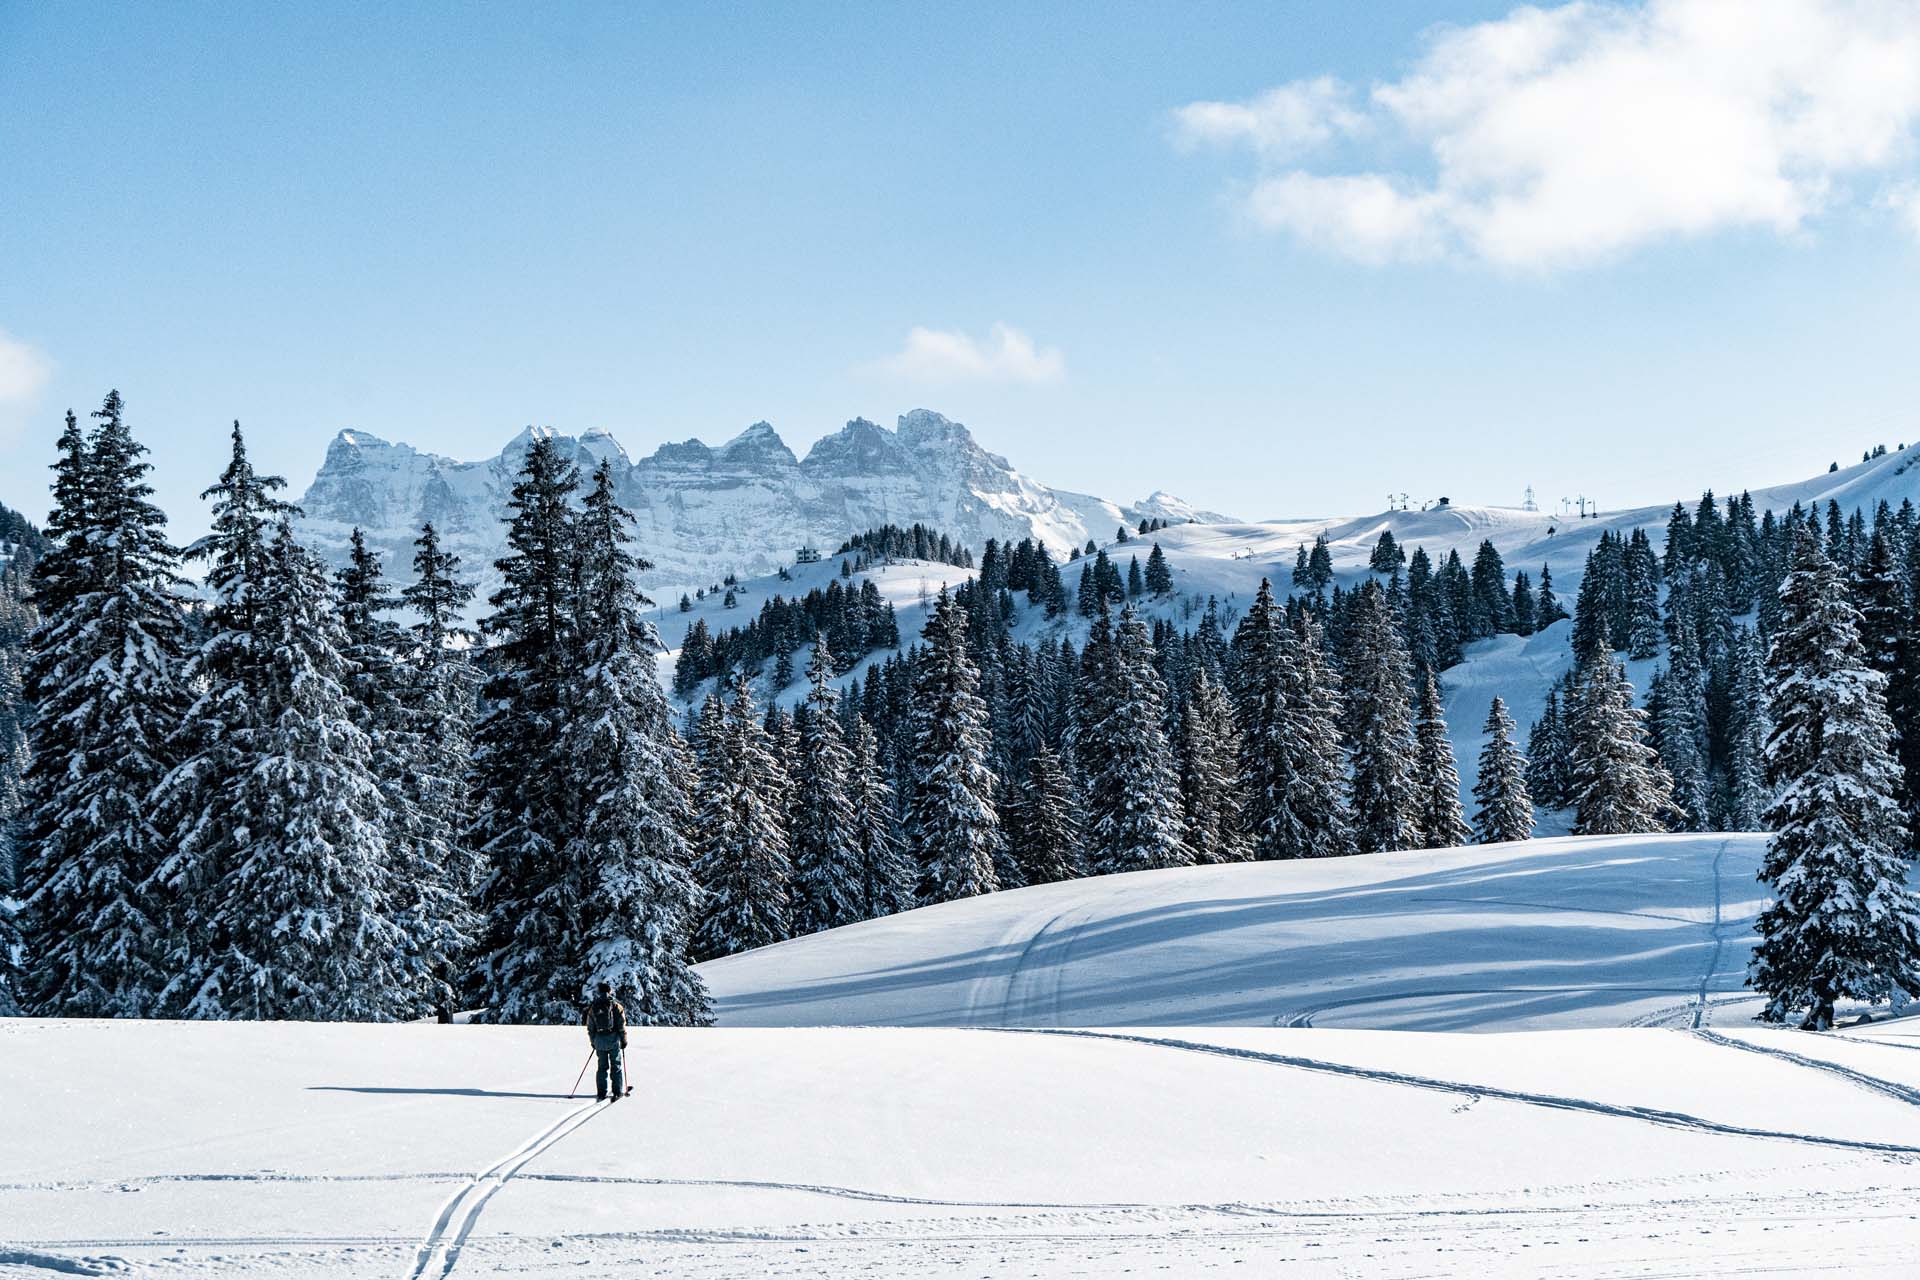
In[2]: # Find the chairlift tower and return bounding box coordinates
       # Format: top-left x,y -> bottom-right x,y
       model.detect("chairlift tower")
1522,485 -> 1538,512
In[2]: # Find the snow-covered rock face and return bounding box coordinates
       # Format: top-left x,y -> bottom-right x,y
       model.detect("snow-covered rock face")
295,411 -> 1225,600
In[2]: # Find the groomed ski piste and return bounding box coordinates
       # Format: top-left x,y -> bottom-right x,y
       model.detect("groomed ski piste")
8,833 -> 1920,1277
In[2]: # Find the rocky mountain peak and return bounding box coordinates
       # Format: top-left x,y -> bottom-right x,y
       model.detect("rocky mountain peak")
295,409 -> 1229,605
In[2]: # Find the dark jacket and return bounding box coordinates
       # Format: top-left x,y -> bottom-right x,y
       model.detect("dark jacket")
585,995 -> 627,1050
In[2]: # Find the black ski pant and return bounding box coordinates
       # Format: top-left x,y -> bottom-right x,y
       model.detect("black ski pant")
592,1037 -> 625,1097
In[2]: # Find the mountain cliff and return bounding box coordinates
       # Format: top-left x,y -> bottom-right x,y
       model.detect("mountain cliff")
295,410 -> 1231,597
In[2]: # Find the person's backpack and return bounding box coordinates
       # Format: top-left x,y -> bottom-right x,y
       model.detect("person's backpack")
588,997 -> 616,1037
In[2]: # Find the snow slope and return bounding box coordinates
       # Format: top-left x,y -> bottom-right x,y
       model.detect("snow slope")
8,1016 -> 1920,1277
701,833 -> 1769,1031
11,838 -> 1920,1276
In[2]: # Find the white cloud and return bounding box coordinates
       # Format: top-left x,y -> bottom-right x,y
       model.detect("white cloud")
870,324 -> 1065,384
1170,76 -> 1365,158
0,330 -> 52,406
1883,183 -> 1920,238
1246,173 -> 1450,262
0,330 -> 53,443
1175,0 -> 1920,267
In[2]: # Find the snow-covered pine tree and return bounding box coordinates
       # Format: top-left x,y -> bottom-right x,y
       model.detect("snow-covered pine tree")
558,462 -> 711,1025
1412,673 -> 1470,848
1853,530 -> 1914,820
907,589 -> 1003,903
1178,666 -> 1248,862
334,527 -> 473,1017
17,393 -> 191,1016
1624,530 -> 1663,659
691,673 -> 793,958
1473,696 -> 1534,843
398,520 -> 482,1012
1343,580 -> 1422,853
1287,613 -> 1357,857
468,434 -> 584,1021
1653,628 -> 1711,830
1145,542 -> 1174,596
1010,741 -> 1084,884
1526,689 -> 1570,810
176,519 -> 403,1020
1722,626 -> 1770,830
1079,604 -> 1191,874
846,715 -> 915,918
151,422 -> 301,1015
1565,644 -> 1674,836
1230,581 -> 1352,859
1535,564 -> 1566,627
1751,528 -> 1920,1029
760,702 -> 797,820
789,633 -> 867,935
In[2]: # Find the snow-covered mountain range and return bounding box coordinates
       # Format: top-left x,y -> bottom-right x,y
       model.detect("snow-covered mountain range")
295,409 -> 1231,598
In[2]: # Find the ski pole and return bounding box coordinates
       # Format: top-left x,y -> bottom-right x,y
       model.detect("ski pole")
568,1049 -> 593,1099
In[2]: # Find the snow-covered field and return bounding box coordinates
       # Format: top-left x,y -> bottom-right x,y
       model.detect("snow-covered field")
8,1018 -> 1920,1277
10,835 -> 1920,1278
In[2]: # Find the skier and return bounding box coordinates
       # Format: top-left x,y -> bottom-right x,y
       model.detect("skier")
584,980 -> 628,1101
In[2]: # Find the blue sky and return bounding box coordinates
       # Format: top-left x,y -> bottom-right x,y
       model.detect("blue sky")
4,1 -> 1919,535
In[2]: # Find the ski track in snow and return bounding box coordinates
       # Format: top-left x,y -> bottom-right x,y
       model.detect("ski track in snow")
998,892 -> 1097,1026
1693,838 -> 1733,1029
997,1027 -> 1920,1158
1688,1028 -> 1920,1111
405,1098 -> 608,1279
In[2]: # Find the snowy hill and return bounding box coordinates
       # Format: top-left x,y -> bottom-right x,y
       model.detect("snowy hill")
294,410 -> 1231,603
700,833 -> 1770,1031
9,1010 -> 1920,1275
658,445 -> 1920,837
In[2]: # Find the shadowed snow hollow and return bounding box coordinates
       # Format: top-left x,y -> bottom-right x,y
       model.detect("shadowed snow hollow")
698,833 -> 1768,1030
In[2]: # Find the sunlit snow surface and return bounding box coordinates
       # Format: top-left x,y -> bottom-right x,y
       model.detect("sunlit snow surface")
10,835 -> 1920,1277
703,834 -> 1768,1031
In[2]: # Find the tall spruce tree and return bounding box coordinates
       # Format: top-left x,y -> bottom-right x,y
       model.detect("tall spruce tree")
1230,581 -> 1351,859
846,715 -> 915,918
172,519 -> 402,1020
789,634 -> 866,935
18,392 -> 190,1016
1080,604 -> 1191,873
1751,529 -> 1920,1029
1178,667 -> 1248,862
399,520 -> 481,1013
149,423 -> 306,1017
1653,628 -> 1711,830
1473,697 -> 1534,843
1526,689 -> 1572,810
1566,645 -> 1674,836
469,435 -> 584,1021
1009,741 -> 1085,884
1722,626 -> 1770,830
907,590 -> 1003,902
1412,673 -> 1470,848
559,463 -> 711,1024
1343,580 -> 1422,853
692,673 -> 793,958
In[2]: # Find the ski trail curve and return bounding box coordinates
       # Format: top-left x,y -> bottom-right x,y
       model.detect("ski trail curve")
1689,1028 -> 1920,1110
405,1099 -> 606,1280
999,893 -> 1098,1026
998,1028 -> 1920,1157
1691,838 -> 1734,1029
